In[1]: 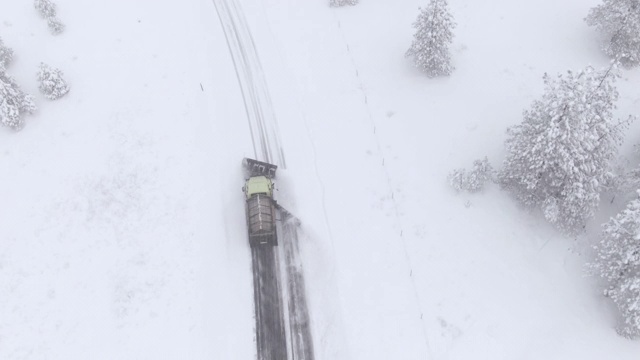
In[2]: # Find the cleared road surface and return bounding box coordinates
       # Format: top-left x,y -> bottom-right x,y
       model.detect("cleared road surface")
251,245 -> 287,360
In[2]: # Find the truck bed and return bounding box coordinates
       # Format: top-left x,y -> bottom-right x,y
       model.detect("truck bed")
246,194 -> 277,246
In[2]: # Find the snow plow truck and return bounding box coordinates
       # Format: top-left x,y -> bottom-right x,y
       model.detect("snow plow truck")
242,158 -> 278,247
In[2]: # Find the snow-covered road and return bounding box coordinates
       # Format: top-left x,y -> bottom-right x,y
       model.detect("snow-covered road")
211,0 -> 315,359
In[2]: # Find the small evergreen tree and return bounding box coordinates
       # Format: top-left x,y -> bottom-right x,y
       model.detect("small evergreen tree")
405,0 -> 456,77
34,0 -> 56,18
37,63 -> 70,100
0,38 -> 13,70
586,0 -> 640,67
330,0 -> 358,6
590,192 -> 640,338
498,65 -> 632,232
0,71 -> 37,130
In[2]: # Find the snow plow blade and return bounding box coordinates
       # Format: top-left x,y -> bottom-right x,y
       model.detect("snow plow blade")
244,158 -> 278,178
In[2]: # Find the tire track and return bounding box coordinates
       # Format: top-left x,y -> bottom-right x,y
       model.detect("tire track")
211,0 -> 286,168
281,215 -> 315,360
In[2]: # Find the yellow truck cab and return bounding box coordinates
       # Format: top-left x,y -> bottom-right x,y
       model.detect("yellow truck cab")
244,175 -> 274,199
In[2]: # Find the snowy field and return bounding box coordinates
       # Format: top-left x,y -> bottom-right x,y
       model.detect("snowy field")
2,0 -> 640,359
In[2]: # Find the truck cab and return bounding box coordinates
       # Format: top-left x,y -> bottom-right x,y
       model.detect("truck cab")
244,175 -> 274,199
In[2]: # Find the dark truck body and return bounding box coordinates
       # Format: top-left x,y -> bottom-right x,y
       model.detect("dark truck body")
246,194 -> 278,246
243,158 -> 278,247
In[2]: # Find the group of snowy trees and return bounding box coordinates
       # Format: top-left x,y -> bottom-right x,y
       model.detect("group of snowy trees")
0,1 -> 70,130
403,0 -> 640,76
507,0 -> 640,337
442,0 -> 640,337
332,0 -> 640,75
0,51 -> 69,130
345,0 -> 640,335
499,65 -> 631,233
0,56 -> 70,130
495,67 -> 640,337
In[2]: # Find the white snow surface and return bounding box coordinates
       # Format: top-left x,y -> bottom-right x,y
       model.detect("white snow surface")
2,0 -> 640,359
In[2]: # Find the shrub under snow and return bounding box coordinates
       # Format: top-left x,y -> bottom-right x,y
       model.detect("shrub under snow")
330,0 -> 358,6
590,192 -> 640,338
0,71 -> 37,130
498,65 -> 632,233
37,62 -> 70,100
448,157 -> 493,193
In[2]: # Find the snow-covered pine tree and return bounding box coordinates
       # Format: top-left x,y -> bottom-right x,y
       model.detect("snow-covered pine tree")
34,0 -> 56,18
498,65 -> 633,233
330,0 -> 358,6
0,71 -> 37,130
0,38 -> 13,70
37,63 -> 69,100
590,192 -> 640,338
586,0 -> 640,67
405,0 -> 456,77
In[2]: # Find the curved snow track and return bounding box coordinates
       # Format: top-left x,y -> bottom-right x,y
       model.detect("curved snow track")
211,1 -> 314,359
212,0 -> 286,167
